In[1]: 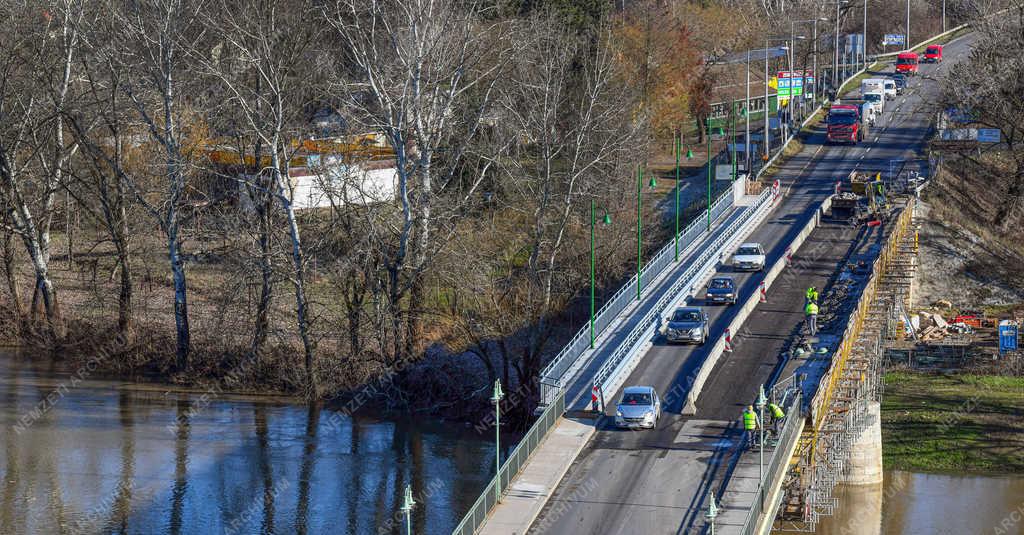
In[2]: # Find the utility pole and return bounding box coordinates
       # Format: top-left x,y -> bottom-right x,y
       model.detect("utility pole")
834,0 -> 841,91
863,0 -> 868,70
906,0 -> 911,50
764,42 -> 770,161
745,49 -> 751,173
491,380 -> 504,504
757,385 -> 767,507
942,0 -> 946,33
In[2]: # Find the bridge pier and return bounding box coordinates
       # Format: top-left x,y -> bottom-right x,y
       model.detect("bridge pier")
843,401 -> 884,486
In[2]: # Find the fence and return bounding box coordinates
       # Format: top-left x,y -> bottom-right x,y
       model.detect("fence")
737,391 -> 804,535
538,187 -> 735,405
450,389 -> 566,535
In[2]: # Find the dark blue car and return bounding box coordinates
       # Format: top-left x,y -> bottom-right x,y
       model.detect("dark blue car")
705,276 -> 738,305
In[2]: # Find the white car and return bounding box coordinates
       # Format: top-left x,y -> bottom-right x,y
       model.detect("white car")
733,242 -> 766,271
615,386 -> 661,429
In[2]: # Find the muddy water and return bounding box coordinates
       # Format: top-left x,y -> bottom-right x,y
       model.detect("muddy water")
0,352 -> 494,534
808,471 -> 1024,535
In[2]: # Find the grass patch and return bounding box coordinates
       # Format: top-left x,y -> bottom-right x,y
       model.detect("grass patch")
911,26 -> 973,53
838,62 -> 884,96
881,371 -> 1024,474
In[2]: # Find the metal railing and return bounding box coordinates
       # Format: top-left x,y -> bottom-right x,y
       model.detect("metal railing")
738,391 -> 804,535
538,187 -> 735,405
451,389 -> 566,535
593,187 -> 773,396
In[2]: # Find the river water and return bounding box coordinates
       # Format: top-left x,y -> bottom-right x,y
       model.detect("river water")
809,471 -> 1024,535
0,351 -> 494,534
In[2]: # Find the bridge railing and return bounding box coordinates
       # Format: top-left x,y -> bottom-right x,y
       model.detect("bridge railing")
738,390 -> 804,535
451,389 -> 566,535
538,187 -> 734,406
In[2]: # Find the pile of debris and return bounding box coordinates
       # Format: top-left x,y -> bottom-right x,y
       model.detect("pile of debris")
911,311 -> 974,341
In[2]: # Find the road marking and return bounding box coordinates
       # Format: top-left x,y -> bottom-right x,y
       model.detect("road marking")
873,136 -> 879,142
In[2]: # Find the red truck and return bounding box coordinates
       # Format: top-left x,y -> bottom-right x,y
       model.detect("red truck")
826,104 -> 866,144
896,52 -> 919,75
924,44 -> 943,63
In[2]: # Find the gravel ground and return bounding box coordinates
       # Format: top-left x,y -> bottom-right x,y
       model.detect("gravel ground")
914,198 -> 1024,308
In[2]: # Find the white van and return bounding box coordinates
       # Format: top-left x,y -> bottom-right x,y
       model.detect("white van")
863,90 -> 885,115
883,79 -> 897,99
860,78 -> 885,98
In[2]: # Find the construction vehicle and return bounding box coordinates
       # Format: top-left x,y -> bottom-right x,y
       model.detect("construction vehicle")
832,171 -> 886,222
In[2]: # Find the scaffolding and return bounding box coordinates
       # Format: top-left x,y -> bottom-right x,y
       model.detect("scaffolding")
776,198 -> 918,532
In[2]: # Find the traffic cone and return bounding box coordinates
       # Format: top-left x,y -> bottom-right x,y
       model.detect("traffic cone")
591,384 -> 601,412
835,180 -> 842,195
759,281 -> 767,303
724,328 -> 733,353
785,247 -> 793,266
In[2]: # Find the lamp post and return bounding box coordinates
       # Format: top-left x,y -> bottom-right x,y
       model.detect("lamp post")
942,0 -> 946,33
706,492 -> 719,535
756,384 -> 767,507
590,201 -> 611,348
491,380 -> 504,504
400,484 -> 416,535
637,165 -> 656,300
906,0 -> 911,51
673,132 -> 694,262
764,38 -> 791,161
706,118 -> 712,230
863,0 -> 869,70
832,0 -> 850,92
745,49 -> 751,173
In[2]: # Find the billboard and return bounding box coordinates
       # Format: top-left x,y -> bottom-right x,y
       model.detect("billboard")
884,34 -> 906,46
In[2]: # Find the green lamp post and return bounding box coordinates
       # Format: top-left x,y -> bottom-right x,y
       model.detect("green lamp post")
491,379 -> 504,504
637,165 -> 656,301
590,201 -> 611,348
400,484 -> 416,535
674,131 -> 694,262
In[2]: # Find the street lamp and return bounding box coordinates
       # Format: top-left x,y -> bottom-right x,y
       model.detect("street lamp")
832,0 -> 851,92
674,132 -> 694,262
637,165 -> 656,300
590,201 -> 611,348
491,379 -> 504,504
400,484 -> 416,535
764,38 -> 791,161
706,492 -> 719,535
756,384 -> 767,508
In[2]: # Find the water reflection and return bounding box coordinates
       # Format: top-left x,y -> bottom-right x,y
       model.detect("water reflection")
0,353 -> 494,534
793,471 -> 1024,535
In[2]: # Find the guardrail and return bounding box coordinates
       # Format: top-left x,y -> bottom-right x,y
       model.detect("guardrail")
738,391 -> 804,535
592,187 -> 773,402
538,188 -> 735,405
451,389 -> 566,535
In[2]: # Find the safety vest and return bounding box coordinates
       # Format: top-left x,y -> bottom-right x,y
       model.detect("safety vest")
805,287 -> 815,300
769,403 -> 785,419
743,410 -> 757,430
805,302 -> 819,316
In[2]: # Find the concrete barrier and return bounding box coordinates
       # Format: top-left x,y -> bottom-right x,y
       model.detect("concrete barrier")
683,195 -> 834,414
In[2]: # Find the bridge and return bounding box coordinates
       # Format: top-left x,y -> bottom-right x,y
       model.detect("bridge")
452,27 -> 974,535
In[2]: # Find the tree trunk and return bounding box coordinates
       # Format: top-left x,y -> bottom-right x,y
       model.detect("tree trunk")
252,198 -> 273,358
1,231 -> 25,335
168,222 -> 190,370
280,190 -> 316,398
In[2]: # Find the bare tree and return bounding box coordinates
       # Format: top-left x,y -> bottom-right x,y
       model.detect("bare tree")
103,0 -> 206,369
325,0 -> 520,365
199,0 -> 323,394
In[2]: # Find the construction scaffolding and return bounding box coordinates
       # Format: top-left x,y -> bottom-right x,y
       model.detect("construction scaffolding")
775,198 -> 918,532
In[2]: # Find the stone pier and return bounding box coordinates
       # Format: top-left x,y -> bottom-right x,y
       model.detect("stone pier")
844,401 -> 884,486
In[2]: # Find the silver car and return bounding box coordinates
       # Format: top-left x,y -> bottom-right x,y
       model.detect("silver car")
615,386 -> 661,429
666,307 -> 708,345
733,242 -> 766,271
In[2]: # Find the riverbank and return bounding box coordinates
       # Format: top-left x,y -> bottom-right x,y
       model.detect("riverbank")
881,371 -> 1024,473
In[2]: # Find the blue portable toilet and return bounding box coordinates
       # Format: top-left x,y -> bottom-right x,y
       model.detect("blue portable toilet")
999,320 -> 1018,353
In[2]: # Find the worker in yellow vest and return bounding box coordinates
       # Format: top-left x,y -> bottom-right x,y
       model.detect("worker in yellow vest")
742,405 -> 759,449
805,301 -> 819,336
767,402 -> 786,435
805,286 -> 819,304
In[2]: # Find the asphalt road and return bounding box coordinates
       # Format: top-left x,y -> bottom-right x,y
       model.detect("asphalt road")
530,34 -> 975,535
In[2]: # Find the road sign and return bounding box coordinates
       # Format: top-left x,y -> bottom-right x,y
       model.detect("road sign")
978,128 -> 1001,143
883,34 -> 906,46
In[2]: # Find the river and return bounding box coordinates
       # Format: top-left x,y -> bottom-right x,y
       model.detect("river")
0,351 -> 494,534
808,471 -> 1024,535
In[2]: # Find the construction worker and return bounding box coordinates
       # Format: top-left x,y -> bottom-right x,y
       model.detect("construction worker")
805,300 -> 820,336
805,286 -> 819,304
742,405 -> 759,449
767,402 -> 786,435
875,180 -> 887,207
